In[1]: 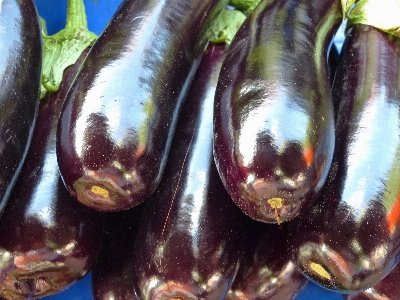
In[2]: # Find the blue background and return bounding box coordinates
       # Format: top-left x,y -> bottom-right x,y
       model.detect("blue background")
33,0 -> 346,299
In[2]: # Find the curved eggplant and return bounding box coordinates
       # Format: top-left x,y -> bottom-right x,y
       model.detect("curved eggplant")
56,0 -> 228,212
0,48 -> 103,300
0,2 -> 104,297
225,221 -> 307,300
91,204 -> 144,300
288,24 -> 400,293
132,43 -> 249,299
213,0 -> 342,224
0,0 -> 42,216
343,263 -> 400,300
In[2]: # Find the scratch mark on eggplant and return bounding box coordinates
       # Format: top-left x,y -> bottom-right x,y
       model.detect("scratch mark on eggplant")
160,133 -> 195,239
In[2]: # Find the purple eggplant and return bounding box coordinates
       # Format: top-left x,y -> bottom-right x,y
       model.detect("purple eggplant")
213,0 -> 342,224
91,204 -> 144,300
0,2 -> 104,298
132,40 -> 249,299
343,263 -> 400,300
288,24 -> 400,293
56,0 -> 228,212
225,221 -> 308,300
0,0 -> 42,216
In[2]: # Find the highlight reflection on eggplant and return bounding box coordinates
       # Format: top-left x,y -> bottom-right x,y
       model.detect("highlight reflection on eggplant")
288,24 -> 400,293
56,0 -> 228,212
0,0 -> 42,216
132,42 -> 249,299
226,221 -> 307,300
213,0 -> 342,224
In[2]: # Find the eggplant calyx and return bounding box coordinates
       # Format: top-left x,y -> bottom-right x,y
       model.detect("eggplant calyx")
347,0 -> 400,37
40,0 -> 97,99
228,0 -> 261,14
206,9 -> 246,45
341,0 -> 357,20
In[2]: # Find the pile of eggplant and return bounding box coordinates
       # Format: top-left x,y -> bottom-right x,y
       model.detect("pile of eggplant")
1,0 -> 400,299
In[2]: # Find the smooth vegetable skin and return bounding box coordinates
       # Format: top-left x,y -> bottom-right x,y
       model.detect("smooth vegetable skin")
288,25 -> 400,293
343,263 -> 400,300
132,43 -> 249,299
0,48 -> 104,300
0,0 -> 42,216
226,221 -> 307,300
91,204 -> 144,300
213,0 -> 342,224
56,0 -> 228,212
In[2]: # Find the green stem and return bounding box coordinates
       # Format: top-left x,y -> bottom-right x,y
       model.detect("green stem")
206,9 -> 246,45
40,0 -> 97,99
65,0 -> 89,30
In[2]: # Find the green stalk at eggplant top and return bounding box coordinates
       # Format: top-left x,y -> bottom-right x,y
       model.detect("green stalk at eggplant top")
346,0 -> 400,37
228,0 -> 262,14
207,9 -> 246,44
40,0 -> 97,99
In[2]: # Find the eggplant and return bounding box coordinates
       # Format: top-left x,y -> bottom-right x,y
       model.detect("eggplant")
0,2 -> 104,298
213,0 -> 343,224
0,0 -> 42,216
91,204 -> 144,300
343,263 -> 400,300
288,24 -> 400,293
132,41 -> 249,299
56,0 -> 228,212
225,221 -> 308,300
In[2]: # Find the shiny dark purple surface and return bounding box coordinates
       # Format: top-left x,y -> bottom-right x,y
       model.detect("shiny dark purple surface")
0,0 -> 42,216
288,25 -> 400,293
132,43 -> 249,299
226,221 -> 308,300
56,0 -> 228,212
91,204 -> 144,300
213,0 -> 342,224
0,49 -> 104,300
343,262 -> 400,300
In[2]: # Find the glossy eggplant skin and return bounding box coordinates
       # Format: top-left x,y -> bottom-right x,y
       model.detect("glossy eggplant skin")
132,43 -> 249,300
0,49 -> 104,300
0,0 -> 42,215
91,204 -> 144,300
288,25 -> 400,293
343,263 -> 400,300
56,0 -> 228,212
213,0 -> 342,224
225,221 -> 308,300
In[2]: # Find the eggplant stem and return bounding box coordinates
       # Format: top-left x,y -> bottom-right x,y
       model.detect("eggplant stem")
40,0 -> 97,99
65,0 -> 89,30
